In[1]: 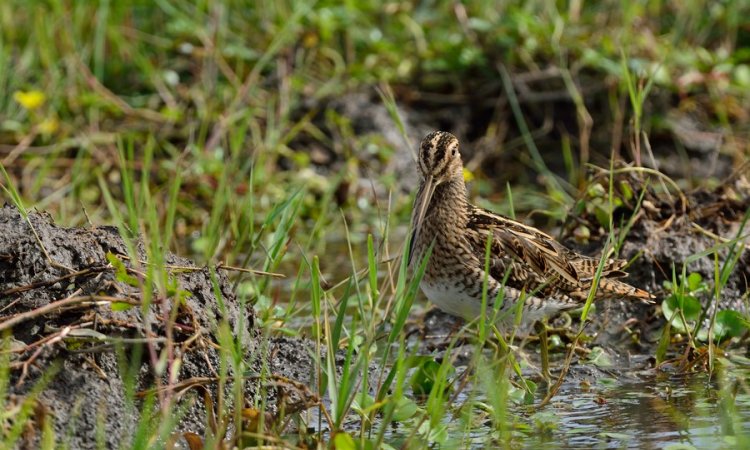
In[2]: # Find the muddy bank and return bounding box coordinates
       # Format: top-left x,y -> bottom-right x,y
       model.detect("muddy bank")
0,205 -> 268,448
574,168 -> 750,307
563,168 -> 750,352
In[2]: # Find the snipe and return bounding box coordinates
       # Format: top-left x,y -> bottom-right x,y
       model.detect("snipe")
408,131 -> 652,325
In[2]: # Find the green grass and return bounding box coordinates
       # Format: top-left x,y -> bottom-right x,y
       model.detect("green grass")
2,0 -> 750,448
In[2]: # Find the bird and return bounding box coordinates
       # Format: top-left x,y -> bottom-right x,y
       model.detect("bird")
408,131 -> 653,326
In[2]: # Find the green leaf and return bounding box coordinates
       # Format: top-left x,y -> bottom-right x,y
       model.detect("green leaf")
391,396 -> 418,422
594,205 -> 610,229
655,319 -> 672,365
713,310 -> 749,341
418,421 -> 448,445
663,444 -> 697,450
507,384 -> 526,404
687,272 -> 703,292
333,432 -> 356,450
530,411 -> 560,431
110,302 -> 134,311
662,294 -> 701,332
106,252 -> 139,287
618,180 -> 634,201
409,359 -> 443,396
402,355 -> 435,369
352,393 -> 376,414
522,379 -> 537,405
586,347 -> 614,368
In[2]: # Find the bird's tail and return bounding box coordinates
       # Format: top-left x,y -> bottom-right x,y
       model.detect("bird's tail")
598,278 -> 655,303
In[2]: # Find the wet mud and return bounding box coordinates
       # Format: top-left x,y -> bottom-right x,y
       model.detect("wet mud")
574,168 -> 750,314
0,205 -> 266,448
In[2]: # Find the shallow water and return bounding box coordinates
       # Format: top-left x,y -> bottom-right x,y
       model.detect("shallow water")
286,306 -> 750,448
535,372 -> 750,449
427,366 -> 750,449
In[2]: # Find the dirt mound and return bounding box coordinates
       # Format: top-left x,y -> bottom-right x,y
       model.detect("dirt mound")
565,167 -> 750,326
0,205 -> 265,448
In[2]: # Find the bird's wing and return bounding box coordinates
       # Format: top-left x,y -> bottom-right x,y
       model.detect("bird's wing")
467,207 -> 582,287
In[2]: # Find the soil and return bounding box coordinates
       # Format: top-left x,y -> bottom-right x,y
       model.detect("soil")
0,205 -> 270,449
0,206 -> 385,448
574,168 -> 750,312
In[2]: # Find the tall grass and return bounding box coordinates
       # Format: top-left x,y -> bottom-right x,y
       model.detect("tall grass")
2,0 -> 750,448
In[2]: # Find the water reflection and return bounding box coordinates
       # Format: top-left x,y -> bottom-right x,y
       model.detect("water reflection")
530,371 -> 750,449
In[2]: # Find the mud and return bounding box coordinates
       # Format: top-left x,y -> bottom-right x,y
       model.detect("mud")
573,168 -> 750,311
293,86 -> 740,205
0,205 -> 267,448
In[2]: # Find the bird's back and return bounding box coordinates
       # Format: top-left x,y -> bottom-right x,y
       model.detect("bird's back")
465,206 -> 652,304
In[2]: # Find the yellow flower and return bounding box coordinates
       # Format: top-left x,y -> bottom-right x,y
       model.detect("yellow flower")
39,117 -> 59,134
302,31 -> 319,48
13,90 -> 46,110
463,167 -> 475,182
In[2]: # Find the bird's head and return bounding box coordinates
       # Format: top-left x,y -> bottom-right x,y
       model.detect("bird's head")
417,131 -> 463,185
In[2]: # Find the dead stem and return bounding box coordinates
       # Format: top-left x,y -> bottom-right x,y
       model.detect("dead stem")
0,265 -> 109,296
114,253 -> 285,277
0,294 -> 140,332
537,327 -> 588,409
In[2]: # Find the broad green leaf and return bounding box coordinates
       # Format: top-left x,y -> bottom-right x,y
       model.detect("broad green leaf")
392,396 -> 418,422
587,347 -> 614,368
410,359 -> 443,396
522,379 -> 537,405
662,294 -> 701,332
418,421 -> 448,445
712,310 -> 749,341
333,432 -> 356,450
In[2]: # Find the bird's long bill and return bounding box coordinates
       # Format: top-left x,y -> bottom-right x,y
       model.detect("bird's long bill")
408,175 -> 435,266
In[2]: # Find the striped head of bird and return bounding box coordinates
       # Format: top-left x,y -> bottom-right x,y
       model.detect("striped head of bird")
417,131 -> 463,186
409,131 -> 466,265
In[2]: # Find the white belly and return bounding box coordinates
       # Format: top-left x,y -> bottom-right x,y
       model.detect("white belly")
421,281 -> 492,321
420,281 -> 563,325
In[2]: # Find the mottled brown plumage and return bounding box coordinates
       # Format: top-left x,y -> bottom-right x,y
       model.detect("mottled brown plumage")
408,131 -> 653,324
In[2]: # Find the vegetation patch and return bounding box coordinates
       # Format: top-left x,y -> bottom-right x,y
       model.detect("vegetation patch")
2,0 -> 750,448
